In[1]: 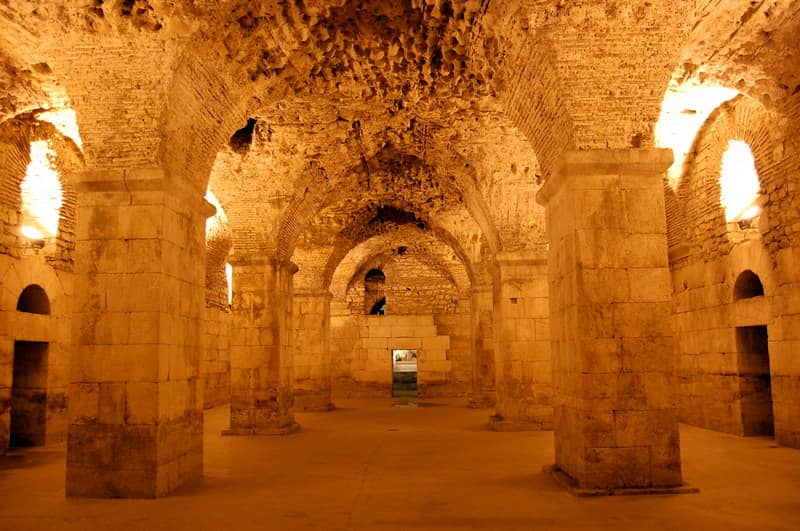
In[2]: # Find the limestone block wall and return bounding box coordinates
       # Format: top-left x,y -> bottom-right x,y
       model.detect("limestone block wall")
292,291 -> 332,410
668,94 -> 800,447
330,313 -> 471,398
493,256 -> 552,427
0,255 -> 72,453
202,306 -> 231,408
671,245 -> 771,435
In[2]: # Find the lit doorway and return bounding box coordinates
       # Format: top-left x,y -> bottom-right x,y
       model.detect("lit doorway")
736,326 -> 774,436
10,341 -> 49,447
392,349 -> 417,398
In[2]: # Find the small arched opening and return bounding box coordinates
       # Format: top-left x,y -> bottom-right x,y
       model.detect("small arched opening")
16,284 -> 51,314
734,270 -> 764,300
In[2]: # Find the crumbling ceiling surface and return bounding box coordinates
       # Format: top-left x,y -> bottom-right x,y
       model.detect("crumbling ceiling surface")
2,1 -> 798,286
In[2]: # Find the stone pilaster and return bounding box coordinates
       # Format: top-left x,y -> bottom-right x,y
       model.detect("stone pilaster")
66,169 -> 209,498
469,284 -> 495,408
537,149 -> 683,491
490,252 -> 552,430
293,290 -> 334,412
225,256 -> 299,435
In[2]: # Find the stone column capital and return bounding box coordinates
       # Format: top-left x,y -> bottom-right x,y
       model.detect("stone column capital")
228,254 -> 298,275
536,148 -> 674,206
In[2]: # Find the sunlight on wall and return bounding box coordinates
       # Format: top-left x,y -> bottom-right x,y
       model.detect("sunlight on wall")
205,190 -> 228,237
20,140 -> 62,240
225,262 -> 233,306
720,140 -> 760,222
655,80 -> 738,189
36,108 -> 83,149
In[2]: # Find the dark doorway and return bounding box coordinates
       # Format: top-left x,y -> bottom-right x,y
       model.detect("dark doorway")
392,349 -> 417,398
10,341 -> 49,447
736,326 -> 774,436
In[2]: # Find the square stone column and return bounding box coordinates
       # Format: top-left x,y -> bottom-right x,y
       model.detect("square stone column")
490,252 -> 552,430
537,149 -> 683,491
293,290 -> 334,412
469,284 -> 495,408
225,256 -> 298,435
67,169 -> 209,498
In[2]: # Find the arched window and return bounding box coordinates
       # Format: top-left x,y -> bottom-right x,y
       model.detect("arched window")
734,270 -> 764,300
720,140 -> 760,222
16,284 -> 51,315
20,140 -> 62,240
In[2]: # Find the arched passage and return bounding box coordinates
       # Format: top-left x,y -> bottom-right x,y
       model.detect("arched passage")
11,285 -> 51,447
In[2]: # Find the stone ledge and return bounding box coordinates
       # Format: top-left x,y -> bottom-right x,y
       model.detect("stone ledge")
543,465 -> 700,497
222,423 -> 301,436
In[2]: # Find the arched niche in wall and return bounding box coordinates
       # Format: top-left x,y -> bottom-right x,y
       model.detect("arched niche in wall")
734,270 -> 765,301
364,268 -> 386,315
16,284 -> 51,315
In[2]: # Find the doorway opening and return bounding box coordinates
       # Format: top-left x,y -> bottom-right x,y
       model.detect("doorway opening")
392,349 -> 417,398
10,341 -> 49,447
736,326 -> 774,436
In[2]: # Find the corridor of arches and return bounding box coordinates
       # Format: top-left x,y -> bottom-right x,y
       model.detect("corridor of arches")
0,1 -> 799,527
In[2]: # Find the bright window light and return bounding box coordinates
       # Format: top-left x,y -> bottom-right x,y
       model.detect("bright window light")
36,108 -> 83,149
225,262 -> 233,306
20,140 -> 62,239
205,190 -> 227,237
655,81 -> 738,189
720,140 -> 760,222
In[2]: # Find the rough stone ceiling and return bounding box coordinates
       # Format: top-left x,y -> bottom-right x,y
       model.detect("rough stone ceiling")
677,0 -> 800,109
2,1 -> 798,284
328,223 -> 471,300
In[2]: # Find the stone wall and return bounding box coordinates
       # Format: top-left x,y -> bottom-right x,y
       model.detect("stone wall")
0,255 -> 72,453
331,312 -> 470,399
202,306 -> 231,409
668,94 -> 800,447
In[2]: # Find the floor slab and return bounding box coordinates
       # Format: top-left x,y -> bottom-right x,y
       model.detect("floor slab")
0,399 -> 798,530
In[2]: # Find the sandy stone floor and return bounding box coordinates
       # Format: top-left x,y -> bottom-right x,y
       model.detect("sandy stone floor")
1,399 -> 799,530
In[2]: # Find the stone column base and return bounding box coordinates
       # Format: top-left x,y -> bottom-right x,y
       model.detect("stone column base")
294,391 -> 335,412
468,393 -> 496,409
222,422 -> 301,436
543,466 -> 700,497
488,414 -> 552,431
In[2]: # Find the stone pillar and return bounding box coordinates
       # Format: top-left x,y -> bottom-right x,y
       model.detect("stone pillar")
293,289 -> 334,412
225,256 -> 298,435
469,284 -> 495,408
490,252 -> 552,430
67,169 -> 209,498
537,149 -> 683,491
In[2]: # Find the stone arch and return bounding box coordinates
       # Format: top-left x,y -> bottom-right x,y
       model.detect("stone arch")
0,114 -> 82,267
279,146 -> 499,263
669,95 -> 777,261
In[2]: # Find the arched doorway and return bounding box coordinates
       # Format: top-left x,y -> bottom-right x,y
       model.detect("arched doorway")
733,271 -> 773,436
11,285 -> 51,447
